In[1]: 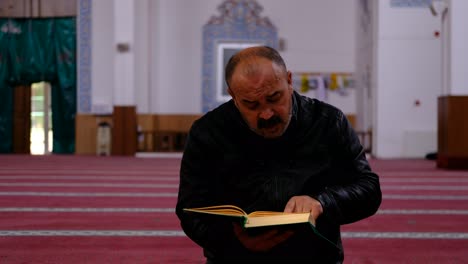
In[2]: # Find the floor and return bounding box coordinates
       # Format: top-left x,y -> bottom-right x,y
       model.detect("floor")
0,155 -> 467,263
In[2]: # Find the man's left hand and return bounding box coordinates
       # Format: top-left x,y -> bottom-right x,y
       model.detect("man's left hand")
284,195 -> 323,223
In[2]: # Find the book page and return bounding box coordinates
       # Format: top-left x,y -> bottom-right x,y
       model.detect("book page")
184,205 -> 247,217
245,212 -> 311,228
248,211 -> 291,217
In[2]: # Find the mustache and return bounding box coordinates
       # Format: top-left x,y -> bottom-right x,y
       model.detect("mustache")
257,115 -> 283,129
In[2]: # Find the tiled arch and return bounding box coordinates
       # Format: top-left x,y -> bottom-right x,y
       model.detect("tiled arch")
202,0 -> 278,113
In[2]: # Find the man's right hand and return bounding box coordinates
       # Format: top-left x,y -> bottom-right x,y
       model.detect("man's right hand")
232,223 -> 295,252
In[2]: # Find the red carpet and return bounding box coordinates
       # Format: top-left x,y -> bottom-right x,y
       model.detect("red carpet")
0,155 -> 467,263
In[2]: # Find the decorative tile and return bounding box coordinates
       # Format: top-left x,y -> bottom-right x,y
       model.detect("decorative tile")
390,0 -> 432,8
77,0 -> 92,113
202,0 -> 278,113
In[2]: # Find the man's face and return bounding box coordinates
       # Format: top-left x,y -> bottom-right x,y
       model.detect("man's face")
228,57 -> 293,139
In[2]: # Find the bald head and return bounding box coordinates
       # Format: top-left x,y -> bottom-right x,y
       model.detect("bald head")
224,46 -> 287,88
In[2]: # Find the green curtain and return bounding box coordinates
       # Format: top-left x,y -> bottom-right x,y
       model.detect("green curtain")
51,19 -> 76,153
0,18 -> 76,153
0,19 -> 20,153
0,24 -> 13,152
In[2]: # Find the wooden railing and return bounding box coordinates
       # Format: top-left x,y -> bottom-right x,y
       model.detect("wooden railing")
137,114 -> 201,152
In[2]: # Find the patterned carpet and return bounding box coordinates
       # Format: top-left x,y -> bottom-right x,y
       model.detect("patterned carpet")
0,155 -> 467,263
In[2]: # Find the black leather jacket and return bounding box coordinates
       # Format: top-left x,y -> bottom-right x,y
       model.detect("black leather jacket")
176,92 -> 382,263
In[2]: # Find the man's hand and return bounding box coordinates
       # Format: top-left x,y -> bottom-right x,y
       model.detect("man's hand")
232,223 -> 294,252
284,195 -> 323,223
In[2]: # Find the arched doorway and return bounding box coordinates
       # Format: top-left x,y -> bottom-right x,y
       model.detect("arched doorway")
0,18 -> 76,154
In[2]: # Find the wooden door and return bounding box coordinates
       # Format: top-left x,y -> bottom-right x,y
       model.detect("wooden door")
13,85 -> 31,154
112,106 -> 137,156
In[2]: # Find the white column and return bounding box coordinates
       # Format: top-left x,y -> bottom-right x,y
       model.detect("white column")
446,0 -> 468,95
113,0 -> 136,105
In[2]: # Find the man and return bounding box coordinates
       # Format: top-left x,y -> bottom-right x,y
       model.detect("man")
176,46 -> 381,263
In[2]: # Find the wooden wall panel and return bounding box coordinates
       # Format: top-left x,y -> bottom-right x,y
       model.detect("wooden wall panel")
0,0 -> 27,17
137,114 -> 155,152
437,96 -> 468,169
152,114 -> 201,152
39,0 -> 76,17
111,106 -> 137,156
76,113 -> 202,154
0,0 -> 76,18
154,114 -> 201,132
75,114 -> 112,155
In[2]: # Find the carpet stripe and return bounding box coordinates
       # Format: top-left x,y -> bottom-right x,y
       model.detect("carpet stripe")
1,207 -> 467,215
3,183 -> 468,191
0,176 -> 178,181
0,192 -> 177,197
3,193 -> 467,200
0,207 -> 175,212
0,230 -> 467,239
382,185 -> 468,190
0,230 -> 186,237
383,194 -> 468,200
380,171 -> 468,177
0,171 -> 178,175
381,178 -> 468,183
380,199 -> 468,210
4,176 -> 467,183
377,209 -> 468,215
0,197 -> 177,208
0,183 -> 178,188
341,232 -> 468,239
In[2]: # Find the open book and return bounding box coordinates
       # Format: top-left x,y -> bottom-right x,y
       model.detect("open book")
183,204 -> 339,249
183,205 -> 312,228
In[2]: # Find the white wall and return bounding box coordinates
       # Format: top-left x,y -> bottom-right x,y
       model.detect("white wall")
91,0 -> 151,113
260,0 -> 358,113
355,0 -> 374,131
84,0 -> 468,158
447,0 -> 468,95
134,0 -> 150,112
260,0 -> 357,114
91,0 -> 114,114
90,0 -> 357,114
373,1 -> 441,158
260,0 -> 355,72
150,0 -> 219,114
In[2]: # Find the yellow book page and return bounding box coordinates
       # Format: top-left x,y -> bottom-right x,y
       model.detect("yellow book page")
248,211 -> 288,217
183,205 -> 247,217
245,212 -> 311,228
